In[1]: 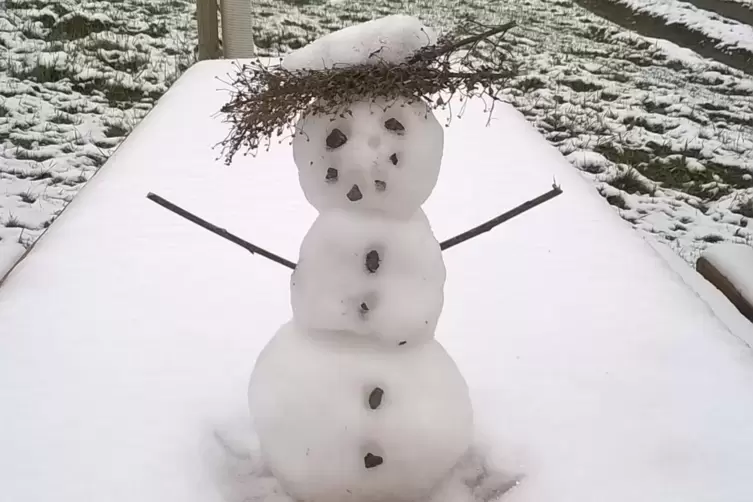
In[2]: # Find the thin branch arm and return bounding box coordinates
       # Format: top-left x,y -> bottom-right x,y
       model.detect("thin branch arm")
440,185 -> 563,251
146,192 -> 297,270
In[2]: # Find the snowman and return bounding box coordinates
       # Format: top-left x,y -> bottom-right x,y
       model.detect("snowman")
248,16 -> 475,502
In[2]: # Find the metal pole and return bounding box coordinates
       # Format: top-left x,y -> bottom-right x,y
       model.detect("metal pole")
220,0 -> 256,58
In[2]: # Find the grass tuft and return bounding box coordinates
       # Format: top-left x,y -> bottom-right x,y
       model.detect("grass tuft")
4,215 -> 24,228
611,169 -> 652,195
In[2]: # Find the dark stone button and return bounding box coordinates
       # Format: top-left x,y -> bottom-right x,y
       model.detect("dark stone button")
375,180 -> 387,191
389,153 -> 398,165
326,128 -> 347,149
325,167 -> 338,182
368,387 -> 384,410
347,184 -> 362,201
364,453 -> 383,469
384,118 -> 405,134
365,250 -> 380,273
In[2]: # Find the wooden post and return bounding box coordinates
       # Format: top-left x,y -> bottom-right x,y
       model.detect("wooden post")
197,0 -> 221,60
697,245 -> 753,324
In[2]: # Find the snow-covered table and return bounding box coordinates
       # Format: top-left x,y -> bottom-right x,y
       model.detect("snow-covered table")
1,60 -> 753,502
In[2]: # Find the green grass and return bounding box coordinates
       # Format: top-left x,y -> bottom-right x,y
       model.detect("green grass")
4,215 -> 24,228
611,168 -> 654,195
734,198 -> 753,219
104,122 -> 130,137
595,142 -> 753,201
18,189 -> 37,204
8,62 -> 78,83
606,193 -> 628,209
50,15 -> 111,41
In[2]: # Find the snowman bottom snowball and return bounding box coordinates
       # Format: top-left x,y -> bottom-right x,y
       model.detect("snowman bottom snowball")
248,322 -> 474,502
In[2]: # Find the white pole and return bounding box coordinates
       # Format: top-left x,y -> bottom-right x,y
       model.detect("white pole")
220,0 -> 256,58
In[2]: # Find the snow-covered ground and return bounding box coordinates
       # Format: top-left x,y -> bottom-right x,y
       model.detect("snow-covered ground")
1,0 -> 752,278
2,60 -> 753,501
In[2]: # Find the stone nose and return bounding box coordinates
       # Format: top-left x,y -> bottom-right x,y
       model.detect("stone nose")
347,184 -> 363,202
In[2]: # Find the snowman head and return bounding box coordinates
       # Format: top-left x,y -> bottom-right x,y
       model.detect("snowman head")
293,97 -> 443,217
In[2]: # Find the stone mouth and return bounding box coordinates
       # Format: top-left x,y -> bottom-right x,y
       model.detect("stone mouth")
347,184 -> 363,202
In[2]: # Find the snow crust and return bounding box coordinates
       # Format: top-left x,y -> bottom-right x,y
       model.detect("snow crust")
248,321 -> 473,502
282,15 -> 435,71
293,97 -> 443,217
1,60 -> 753,502
292,209 -> 445,345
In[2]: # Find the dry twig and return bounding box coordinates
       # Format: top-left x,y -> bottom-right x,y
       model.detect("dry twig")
217,19 -> 517,164
146,183 -> 562,270
440,184 -> 564,251
146,192 -> 296,270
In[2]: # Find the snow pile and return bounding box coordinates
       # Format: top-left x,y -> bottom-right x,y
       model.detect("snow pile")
282,15 -> 436,71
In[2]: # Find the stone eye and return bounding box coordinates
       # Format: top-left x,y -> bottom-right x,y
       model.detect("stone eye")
375,180 -> 386,192
384,118 -> 405,134
326,128 -> 347,149
368,387 -> 384,410
365,250 -> 380,273
325,168 -> 338,183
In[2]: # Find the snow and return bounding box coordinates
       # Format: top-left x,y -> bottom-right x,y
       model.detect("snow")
0,227 -> 26,275
702,242 -> 753,304
646,238 -> 753,348
282,15 -> 436,71
1,59 -> 753,501
284,21 -> 460,498
292,209 -> 445,345
248,321 -> 473,502
293,97 -> 443,217
284,20 -> 463,500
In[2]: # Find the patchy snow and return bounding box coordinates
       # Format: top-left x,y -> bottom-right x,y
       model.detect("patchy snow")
702,242 -> 753,303
0,0 -> 196,277
617,0 -> 753,53
2,60 -> 753,502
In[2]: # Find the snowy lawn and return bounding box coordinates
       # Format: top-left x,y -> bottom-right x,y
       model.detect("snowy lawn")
1,59 -> 753,502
